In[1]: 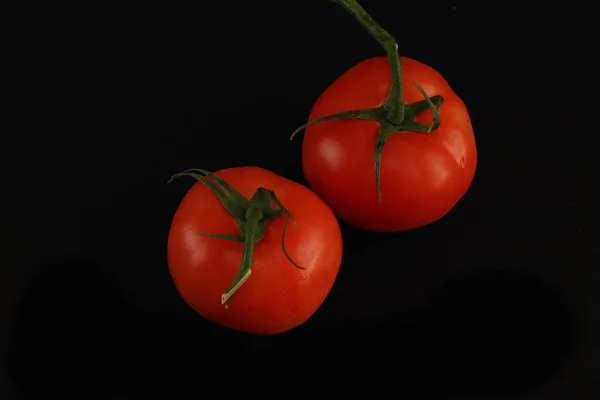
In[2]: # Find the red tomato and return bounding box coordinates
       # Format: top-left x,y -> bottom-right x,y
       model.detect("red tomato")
299,56 -> 477,232
167,166 -> 342,334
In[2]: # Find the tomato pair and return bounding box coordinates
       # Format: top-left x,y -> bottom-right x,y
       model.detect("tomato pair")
167,0 -> 477,334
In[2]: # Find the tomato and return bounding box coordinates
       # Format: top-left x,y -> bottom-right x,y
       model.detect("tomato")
291,0 -> 477,232
298,56 -> 477,232
167,166 -> 342,334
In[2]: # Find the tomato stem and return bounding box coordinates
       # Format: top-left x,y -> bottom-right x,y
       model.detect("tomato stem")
169,169 -> 304,308
290,1 -> 446,203
221,217 -> 260,307
332,0 -> 405,124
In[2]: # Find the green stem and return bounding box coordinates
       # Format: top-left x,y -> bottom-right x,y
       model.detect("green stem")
221,217 -> 259,308
332,0 -> 404,124
169,170 -> 304,308
290,1 -> 445,203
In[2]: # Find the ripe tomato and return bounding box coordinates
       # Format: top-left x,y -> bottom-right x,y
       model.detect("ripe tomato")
298,56 -> 477,232
167,166 -> 342,334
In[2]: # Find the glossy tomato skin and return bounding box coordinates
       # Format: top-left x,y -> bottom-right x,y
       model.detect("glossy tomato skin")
167,167 -> 342,334
301,56 -> 477,232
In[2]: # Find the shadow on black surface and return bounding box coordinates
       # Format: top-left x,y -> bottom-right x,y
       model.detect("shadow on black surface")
281,268 -> 578,396
7,257 -> 136,399
426,268 -> 577,394
8,260 -> 577,398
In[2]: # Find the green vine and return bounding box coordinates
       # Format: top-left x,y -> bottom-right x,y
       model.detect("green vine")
291,0 -> 445,203
169,169 -> 303,308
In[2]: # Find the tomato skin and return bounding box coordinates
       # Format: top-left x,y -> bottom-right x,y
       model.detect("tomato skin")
167,167 -> 342,334
301,56 -> 477,232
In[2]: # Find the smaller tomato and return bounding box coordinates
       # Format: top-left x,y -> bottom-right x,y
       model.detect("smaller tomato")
167,167 -> 342,334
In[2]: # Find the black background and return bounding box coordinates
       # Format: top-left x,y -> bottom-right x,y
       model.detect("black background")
5,0 -> 600,398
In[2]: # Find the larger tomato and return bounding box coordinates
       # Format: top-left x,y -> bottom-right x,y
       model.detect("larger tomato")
167,166 -> 342,334
298,56 -> 477,232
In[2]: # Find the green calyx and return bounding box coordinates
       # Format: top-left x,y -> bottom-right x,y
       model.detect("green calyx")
169,169 -> 303,308
290,0 -> 445,203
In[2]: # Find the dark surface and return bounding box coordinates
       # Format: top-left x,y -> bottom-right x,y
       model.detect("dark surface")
5,0 -> 599,398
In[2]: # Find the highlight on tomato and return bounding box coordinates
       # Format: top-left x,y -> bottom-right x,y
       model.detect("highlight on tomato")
167,166 -> 343,334
291,0 -> 477,232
